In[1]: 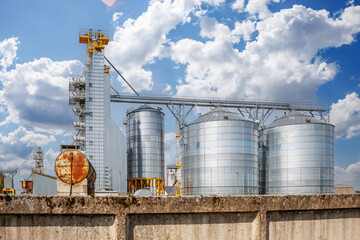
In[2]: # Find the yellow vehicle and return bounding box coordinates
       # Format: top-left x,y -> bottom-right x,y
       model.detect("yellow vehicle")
2,188 -> 15,195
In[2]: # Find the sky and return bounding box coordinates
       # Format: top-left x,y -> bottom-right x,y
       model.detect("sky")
1,0 -> 360,192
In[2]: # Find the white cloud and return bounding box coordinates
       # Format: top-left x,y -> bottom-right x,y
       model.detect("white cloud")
0,151 -> 28,169
194,9 -> 208,17
0,145 -> 59,192
107,0 -> 198,92
0,126 -> 55,147
347,0 -> 355,7
245,0 -> 273,19
201,0 -> 225,6
232,0 -> 284,20
169,5 -> 360,102
162,84 -> 173,94
330,92 -> 360,139
200,16 -> 238,42
0,57 -> 83,134
0,37 -> 19,72
43,148 -> 60,174
107,0 -> 227,93
112,12 -> 123,22
335,161 -> 360,190
231,0 -> 245,12
232,20 -> 256,41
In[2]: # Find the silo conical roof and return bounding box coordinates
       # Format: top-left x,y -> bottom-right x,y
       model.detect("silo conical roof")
266,111 -> 333,129
127,104 -> 163,115
189,107 -> 254,125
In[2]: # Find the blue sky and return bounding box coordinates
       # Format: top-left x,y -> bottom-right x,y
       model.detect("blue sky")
1,0 -> 360,191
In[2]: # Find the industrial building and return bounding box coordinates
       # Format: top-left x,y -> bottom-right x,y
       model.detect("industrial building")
260,111 -> 334,194
182,107 -> 259,195
111,94 -> 334,196
0,29 -> 338,198
69,29 -> 126,192
126,105 -> 165,195
64,29 -> 336,196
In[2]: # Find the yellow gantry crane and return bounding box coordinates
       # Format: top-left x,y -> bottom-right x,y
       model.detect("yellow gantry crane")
79,29 -> 110,72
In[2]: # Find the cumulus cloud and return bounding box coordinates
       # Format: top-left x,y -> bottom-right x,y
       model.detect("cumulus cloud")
231,0 -> 245,12
162,84 -> 173,94
201,0 -> 225,6
232,0 -> 283,20
107,0 -> 227,93
0,129 -> 55,186
0,37 -> 19,72
335,161 -> 360,190
232,20 -> 256,41
0,57 -> 83,134
0,146 -> 59,192
330,92 -> 360,139
169,5 -> 360,102
43,148 -> 60,174
0,126 -> 55,185
0,129 -> 59,191
112,12 -> 123,22
107,0 -> 198,92
0,126 -> 55,147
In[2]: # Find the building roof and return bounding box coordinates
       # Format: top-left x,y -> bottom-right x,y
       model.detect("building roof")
266,111 -> 333,129
127,104 -> 164,115
189,107 -> 254,125
334,184 -> 355,194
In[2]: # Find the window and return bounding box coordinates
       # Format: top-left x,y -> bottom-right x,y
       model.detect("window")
89,83 -> 93,87
89,155 -> 93,160
89,127 -> 93,131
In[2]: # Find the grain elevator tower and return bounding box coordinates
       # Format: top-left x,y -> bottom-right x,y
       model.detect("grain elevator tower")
69,29 -> 126,192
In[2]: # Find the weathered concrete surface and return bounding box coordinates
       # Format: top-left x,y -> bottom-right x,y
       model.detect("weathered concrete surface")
268,209 -> 360,240
0,214 -> 116,240
0,194 -> 360,240
127,212 -> 260,240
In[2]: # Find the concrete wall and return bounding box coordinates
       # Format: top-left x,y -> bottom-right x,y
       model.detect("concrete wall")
0,194 -> 360,240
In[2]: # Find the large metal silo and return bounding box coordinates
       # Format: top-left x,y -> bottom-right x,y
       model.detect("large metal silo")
262,111 -> 335,194
182,107 -> 259,195
126,105 -> 164,179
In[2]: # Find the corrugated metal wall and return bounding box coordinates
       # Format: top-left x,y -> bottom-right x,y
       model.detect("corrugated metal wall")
33,173 -> 57,195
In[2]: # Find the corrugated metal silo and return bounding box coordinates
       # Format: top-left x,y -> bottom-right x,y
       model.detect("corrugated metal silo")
262,111 -> 335,194
126,105 -> 165,179
182,107 -> 259,195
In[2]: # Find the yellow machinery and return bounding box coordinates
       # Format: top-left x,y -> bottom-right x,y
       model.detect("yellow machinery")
79,29 -> 110,73
1,171 -> 17,195
127,178 -> 165,195
175,118 -> 182,196
2,188 -> 15,195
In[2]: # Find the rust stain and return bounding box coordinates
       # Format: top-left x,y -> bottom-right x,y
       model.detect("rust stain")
54,150 -> 89,184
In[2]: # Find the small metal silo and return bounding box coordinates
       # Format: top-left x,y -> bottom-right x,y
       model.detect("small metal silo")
182,107 -> 259,195
126,105 -> 165,179
262,111 -> 335,194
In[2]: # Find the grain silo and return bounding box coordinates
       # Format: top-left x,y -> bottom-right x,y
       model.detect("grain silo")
261,111 -> 334,194
126,105 -> 165,194
182,107 -> 259,195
